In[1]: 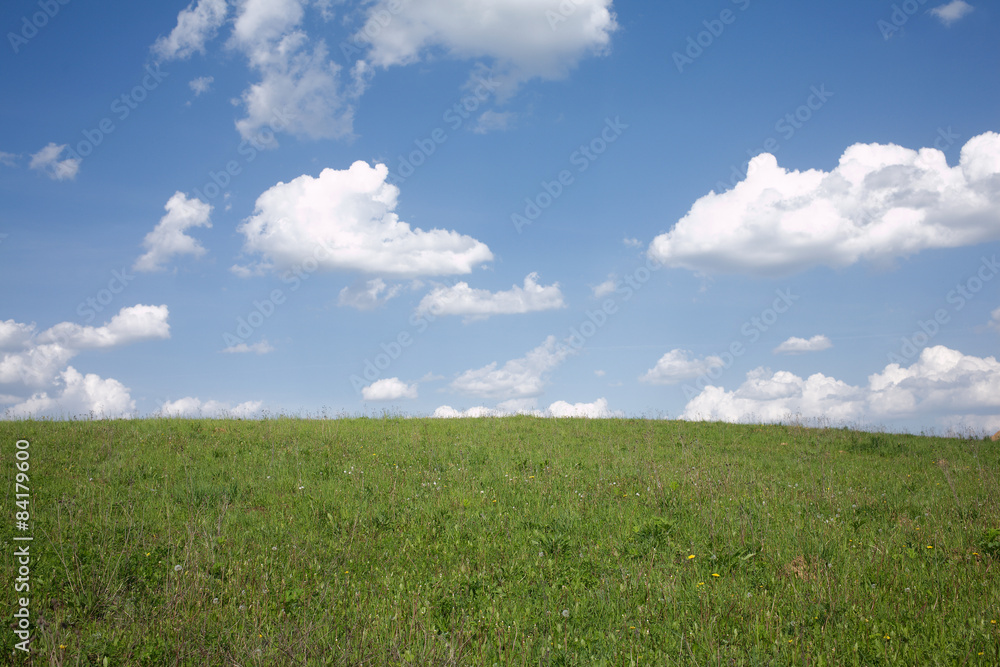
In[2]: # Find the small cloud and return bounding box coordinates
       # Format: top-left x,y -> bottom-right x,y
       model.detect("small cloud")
236,161 -> 493,277
472,110 -> 516,134
450,335 -> 574,399
640,349 -> 725,385
314,0 -> 337,21
157,397 -> 262,418
29,143 -> 80,181
0,151 -> 18,167
221,340 -> 273,354
592,274 -> 616,298
189,75 -> 215,96
931,0 -> 974,25
623,237 -> 642,248
594,369 -> 606,377
230,263 -> 267,278
337,278 -> 402,310
773,335 -> 833,355
152,0 -> 228,61
987,307 -> 1000,333
546,397 -> 613,418
362,377 -> 418,401
133,192 -> 213,273
433,405 -> 497,418
431,397 -> 614,419
416,273 -> 565,322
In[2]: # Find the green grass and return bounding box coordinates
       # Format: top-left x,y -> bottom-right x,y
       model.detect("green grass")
2,417 -> 998,665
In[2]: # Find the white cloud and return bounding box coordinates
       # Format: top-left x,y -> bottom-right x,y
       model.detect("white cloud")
314,0 -> 337,21
157,397 -> 263,418
189,75 -> 215,95
682,346 -> 1000,429
640,349 -> 725,385
0,342 -> 76,389
432,397 -> 612,418
35,305 -> 170,350
867,346 -> 1000,415
0,307 -> 170,419
0,151 -> 18,167
230,0 -> 304,45
546,397 -> 612,418
592,274 -> 616,298
152,0 -> 228,60
930,1 -> 974,25
133,192 -> 213,273
623,237 -> 642,248
29,143 -> 80,181
338,278 -> 402,310
0,306 -> 169,389
362,377 -> 418,401
433,405 -> 498,418
0,320 -> 36,350
683,368 -> 865,424
358,0 -> 617,91
234,37 -> 355,141
773,335 -> 833,355
221,340 -> 274,354
229,0 -> 357,141
5,367 -> 135,419
941,413 -> 1000,437
594,369 -> 606,377
237,161 -> 493,277
649,131 -> 1000,276
153,0 -> 356,142
450,335 -> 573,399
472,110 -> 515,134
416,273 -> 564,321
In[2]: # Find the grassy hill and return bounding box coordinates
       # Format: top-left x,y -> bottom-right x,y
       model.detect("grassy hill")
2,417 -> 998,665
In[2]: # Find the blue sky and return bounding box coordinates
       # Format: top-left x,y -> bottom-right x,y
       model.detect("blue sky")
2,0 -> 999,433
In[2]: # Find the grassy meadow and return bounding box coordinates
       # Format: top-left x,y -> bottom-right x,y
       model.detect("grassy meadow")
2,416 -> 999,665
